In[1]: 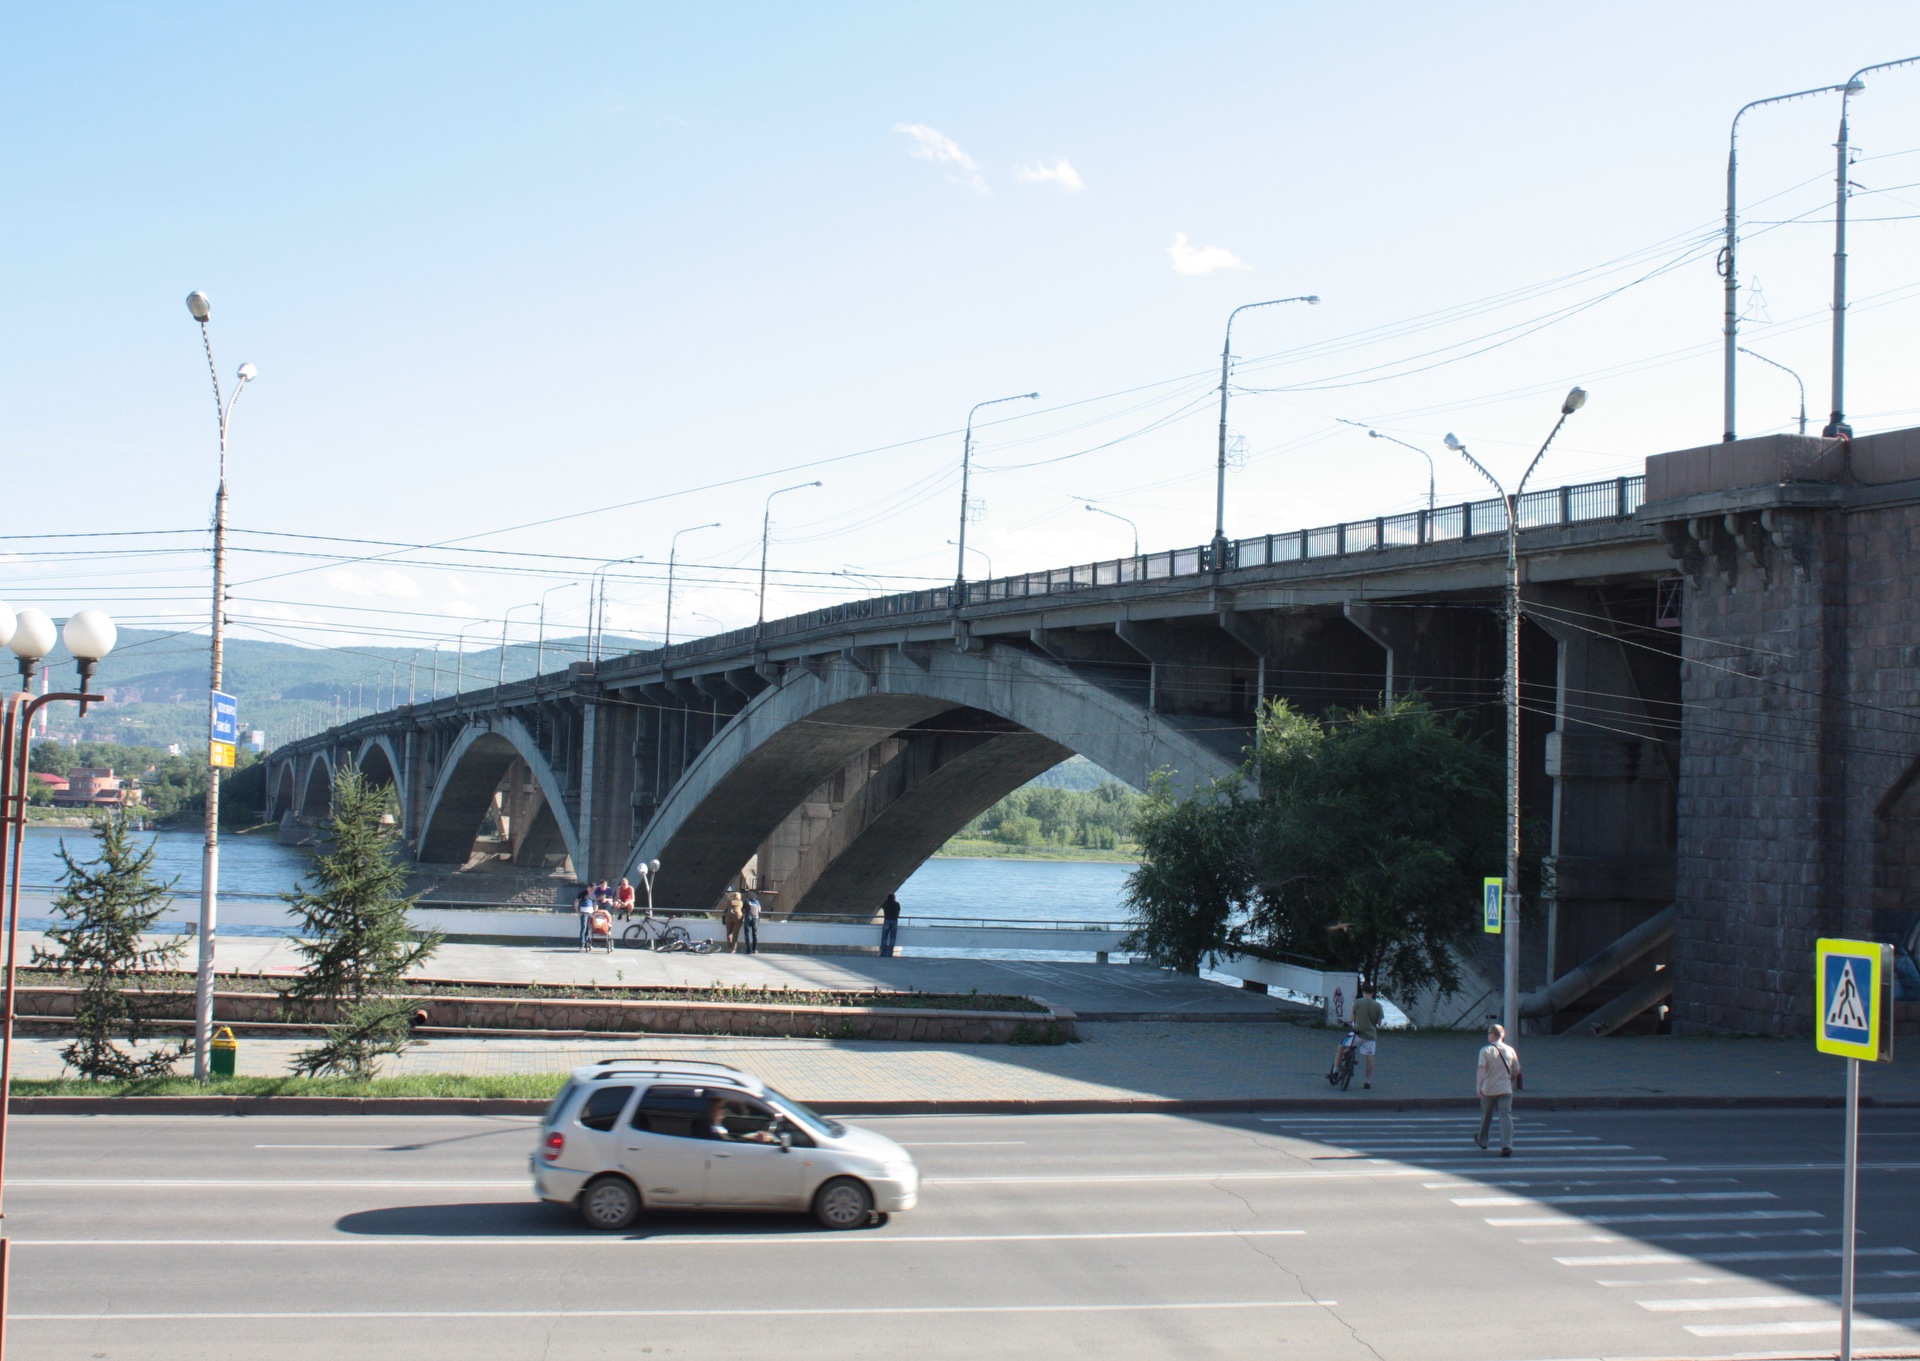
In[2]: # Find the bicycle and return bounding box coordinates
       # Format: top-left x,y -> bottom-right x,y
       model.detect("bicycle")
621,913 -> 691,952
1328,1031 -> 1359,1091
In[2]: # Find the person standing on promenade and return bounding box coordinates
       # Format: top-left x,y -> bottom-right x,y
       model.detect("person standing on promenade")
1330,984 -> 1386,1089
722,890 -> 745,952
1475,1023 -> 1522,1157
879,893 -> 902,957
742,890 -> 762,955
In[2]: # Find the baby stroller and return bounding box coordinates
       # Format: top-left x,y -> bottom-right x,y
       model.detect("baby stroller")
588,907 -> 615,954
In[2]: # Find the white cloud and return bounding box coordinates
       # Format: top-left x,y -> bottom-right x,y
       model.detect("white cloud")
1013,157 -> 1085,191
1167,232 -> 1250,276
894,123 -> 988,192
324,567 -> 423,599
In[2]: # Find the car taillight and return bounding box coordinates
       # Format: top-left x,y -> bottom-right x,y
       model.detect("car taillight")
542,1132 -> 565,1163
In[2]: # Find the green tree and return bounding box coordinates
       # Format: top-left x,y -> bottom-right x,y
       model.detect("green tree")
284,767 -> 441,1077
26,774 -> 55,807
1122,770 -> 1257,973
1122,698 -> 1505,998
31,818 -> 188,1080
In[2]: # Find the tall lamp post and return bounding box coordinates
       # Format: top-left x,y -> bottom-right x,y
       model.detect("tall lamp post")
1443,386 -> 1588,1036
1720,82 -> 1852,442
498,603 -> 535,687
535,581 -> 579,673
0,605 -> 117,1352
946,539 -> 992,579
185,290 -> 255,1084
1825,57 -> 1920,438
1211,295 -> 1318,569
954,393 -> 1038,603
664,522 -> 721,651
758,482 -> 822,647
1084,502 -> 1140,557
1738,346 -> 1808,436
1338,420 -> 1437,515
453,620 -> 486,694
588,555 -> 645,663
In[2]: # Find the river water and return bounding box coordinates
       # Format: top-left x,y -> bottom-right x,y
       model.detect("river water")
16,827 -> 1135,935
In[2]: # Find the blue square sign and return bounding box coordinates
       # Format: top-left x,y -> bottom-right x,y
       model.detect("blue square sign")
1815,938 -> 1892,1062
210,691 -> 238,744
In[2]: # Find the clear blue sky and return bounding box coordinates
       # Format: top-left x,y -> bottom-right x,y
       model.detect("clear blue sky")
4,2 -> 1917,661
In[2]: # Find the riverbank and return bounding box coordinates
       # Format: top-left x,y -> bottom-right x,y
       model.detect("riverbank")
934,839 -> 1138,863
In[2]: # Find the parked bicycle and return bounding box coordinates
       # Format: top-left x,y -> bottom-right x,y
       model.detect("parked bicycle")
619,910 -> 718,953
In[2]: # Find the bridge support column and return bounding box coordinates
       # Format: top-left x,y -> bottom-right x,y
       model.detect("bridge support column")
578,701 -> 638,884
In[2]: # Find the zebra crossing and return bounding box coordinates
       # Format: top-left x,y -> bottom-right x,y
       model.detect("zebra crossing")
1261,1112 -> 1920,1350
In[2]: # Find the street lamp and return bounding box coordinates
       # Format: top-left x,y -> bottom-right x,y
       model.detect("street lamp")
0,604 -> 115,1342
453,620 -> 486,694
1443,385 -> 1588,1038
535,582 -> 580,673
588,554 -> 645,663
954,393 -> 1039,603
1825,57 -> 1920,438
498,603 -> 536,687
758,482 -> 823,647
1084,503 -> 1140,557
1337,421 -> 1438,517
664,522 -> 721,651
1211,295 -> 1319,569
946,539 -> 992,579
185,290 -> 255,1085
1720,81 -> 1854,442
1738,346 -> 1808,436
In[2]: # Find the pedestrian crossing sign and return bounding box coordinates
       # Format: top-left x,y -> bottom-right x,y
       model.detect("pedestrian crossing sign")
1482,878 -> 1503,934
1815,938 -> 1894,1062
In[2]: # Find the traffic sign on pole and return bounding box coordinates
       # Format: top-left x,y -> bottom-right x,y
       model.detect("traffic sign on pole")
1815,937 -> 1895,1361
209,690 -> 238,770
1481,878 -> 1503,934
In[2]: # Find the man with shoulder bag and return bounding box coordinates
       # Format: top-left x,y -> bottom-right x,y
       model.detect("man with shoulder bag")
1474,1023 -> 1522,1157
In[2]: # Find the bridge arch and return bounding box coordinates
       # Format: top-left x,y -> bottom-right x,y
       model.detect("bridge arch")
355,735 -> 405,825
298,750 -> 336,820
628,643 -> 1238,910
270,760 -> 298,820
415,717 -> 584,874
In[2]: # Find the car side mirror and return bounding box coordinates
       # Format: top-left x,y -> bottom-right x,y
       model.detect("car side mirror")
778,1131 -> 792,1151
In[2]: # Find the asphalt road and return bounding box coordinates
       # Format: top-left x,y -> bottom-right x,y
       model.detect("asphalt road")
5,1106 -> 1918,1360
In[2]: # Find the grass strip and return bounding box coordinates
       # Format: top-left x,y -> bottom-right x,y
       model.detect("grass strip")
11,1073 -> 571,1099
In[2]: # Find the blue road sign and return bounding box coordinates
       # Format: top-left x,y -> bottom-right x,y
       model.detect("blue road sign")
210,691 -> 238,744
1816,938 -> 1892,1063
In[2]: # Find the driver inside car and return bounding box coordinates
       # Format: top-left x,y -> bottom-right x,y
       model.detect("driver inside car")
706,1095 -> 781,1144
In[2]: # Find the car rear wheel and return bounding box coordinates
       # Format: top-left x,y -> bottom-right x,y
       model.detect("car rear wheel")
579,1175 -> 641,1231
812,1176 -> 874,1230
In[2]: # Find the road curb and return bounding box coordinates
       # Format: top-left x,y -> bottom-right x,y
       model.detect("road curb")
9,1093 -> 1918,1117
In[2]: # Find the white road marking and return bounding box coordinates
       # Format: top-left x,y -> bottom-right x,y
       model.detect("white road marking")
1426,1177 -> 1739,1191
1686,1317 -> 1920,1339
1518,1236 -> 1621,1245
14,1229 -> 1309,1248
1600,1270 -> 1920,1287
12,1300 -> 1341,1322
896,1142 -> 1027,1147
1642,1290 -> 1920,1313
254,1145 -> 401,1150
11,1180 -> 527,1188
1454,1191 -> 1774,1207
1490,1210 -> 1820,1227
1556,1246 -> 1913,1267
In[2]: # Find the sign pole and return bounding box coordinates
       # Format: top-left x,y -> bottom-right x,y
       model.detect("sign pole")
1841,1053 -> 1859,1361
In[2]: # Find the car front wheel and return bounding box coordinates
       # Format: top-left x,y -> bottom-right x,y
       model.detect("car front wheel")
579,1175 -> 641,1231
812,1176 -> 874,1230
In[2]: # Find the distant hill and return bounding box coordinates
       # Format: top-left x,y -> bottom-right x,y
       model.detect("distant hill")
1023,755 -> 1121,791
36,626 -> 653,752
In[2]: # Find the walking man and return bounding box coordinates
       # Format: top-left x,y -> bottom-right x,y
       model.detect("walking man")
742,890 -> 761,955
722,890 -> 745,953
1475,1023 -> 1522,1157
1330,983 -> 1386,1089
879,893 -> 902,957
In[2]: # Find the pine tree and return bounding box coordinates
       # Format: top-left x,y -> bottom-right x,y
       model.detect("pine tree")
32,817 -> 188,1080
284,766 -> 441,1078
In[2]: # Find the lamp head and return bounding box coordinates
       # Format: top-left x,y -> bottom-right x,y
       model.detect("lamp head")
237,361 -> 257,383
1845,77 -> 1867,95
62,610 -> 117,662
186,291 -> 211,322
1367,430 -> 1381,439
1443,433 -> 1465,452
1562,386 -> 1589,415
9,608 -> 56,661
1025,392 -> 1040,399
1306,295 -> 1321,305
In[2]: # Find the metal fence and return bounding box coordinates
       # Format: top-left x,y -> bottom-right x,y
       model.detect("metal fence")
601,473 -> 1640,665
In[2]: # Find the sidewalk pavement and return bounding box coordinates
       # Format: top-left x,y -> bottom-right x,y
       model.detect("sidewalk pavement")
13,1023 -> 1918,1110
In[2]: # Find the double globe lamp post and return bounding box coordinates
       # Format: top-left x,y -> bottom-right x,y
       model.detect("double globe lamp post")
0,603 -> 117,1353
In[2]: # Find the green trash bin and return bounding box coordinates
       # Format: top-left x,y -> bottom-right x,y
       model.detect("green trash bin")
210,1026 -> 238,1079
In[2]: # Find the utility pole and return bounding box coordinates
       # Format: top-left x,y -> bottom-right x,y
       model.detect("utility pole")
954,393 -> 1038,603
1211,296 -> 1318,569
184,291 -> 254,1084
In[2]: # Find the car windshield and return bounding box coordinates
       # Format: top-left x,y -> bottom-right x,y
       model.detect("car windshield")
764,1088 -> 844,1140
542,1079 -> 578,1128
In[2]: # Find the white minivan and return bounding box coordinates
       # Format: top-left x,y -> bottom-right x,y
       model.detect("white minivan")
532,1059 -> 919,1231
